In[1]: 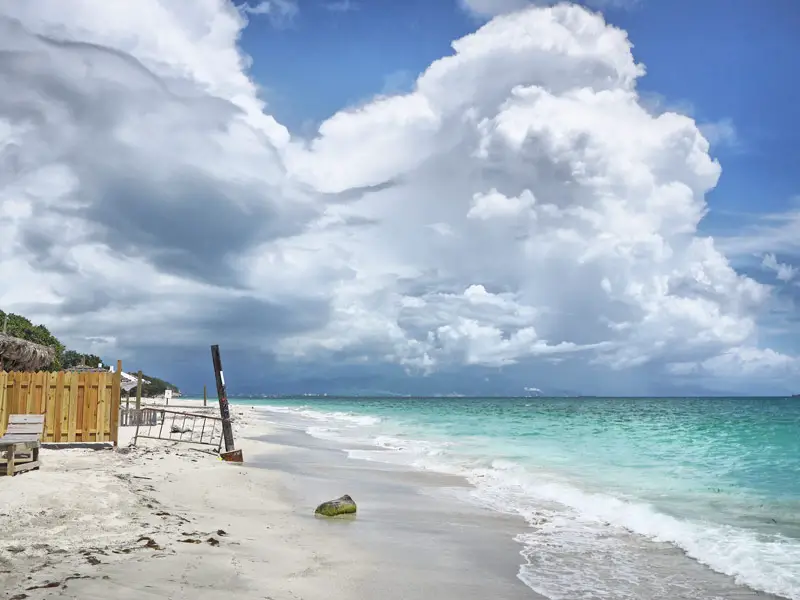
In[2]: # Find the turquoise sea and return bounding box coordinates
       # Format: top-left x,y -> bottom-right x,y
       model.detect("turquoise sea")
236,396 -> 800,599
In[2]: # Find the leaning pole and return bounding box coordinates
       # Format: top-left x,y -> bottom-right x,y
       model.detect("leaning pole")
211,344 -> 243,463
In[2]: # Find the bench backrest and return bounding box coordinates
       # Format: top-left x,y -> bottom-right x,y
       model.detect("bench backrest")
5,414 -> 45,436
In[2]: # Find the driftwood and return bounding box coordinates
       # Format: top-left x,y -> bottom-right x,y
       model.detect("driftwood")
315,494 -> 357,517
0,333 -> 56,371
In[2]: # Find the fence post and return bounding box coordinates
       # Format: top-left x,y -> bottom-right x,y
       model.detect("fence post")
135,370 -> 143,423
111,360 -> 122,446
0,315 -> 6,372
211,345 -> 242,462
203,384 -> 207,407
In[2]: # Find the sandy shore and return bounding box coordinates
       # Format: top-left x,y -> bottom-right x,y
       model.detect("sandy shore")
1,402 -> 370,599
0,401 -> 539,600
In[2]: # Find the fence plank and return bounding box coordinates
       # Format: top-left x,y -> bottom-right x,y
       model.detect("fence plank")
96,372 -> 107,442
91,372 -> 100,441
36,371 -> 47,414
32,372 -> 39,413
84,372 -> 95,441
79,374 -> 86,441
26,372 -> 35,414
45,371 -> 57,438
68,372 -> 80,442
30,372 -> 40,414
53,371 -> 64,442
60,372 -> 70,441
31,371 -> 47,415
100,374 -> 108,442
62,372 -> 73,442
0,372 -> 7,433
15,372 -> 23,414
12,372 -> 22,415
15,372 -> 21,413
41,371 -> 49,414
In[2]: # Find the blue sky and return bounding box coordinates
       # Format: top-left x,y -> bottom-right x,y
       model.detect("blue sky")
2,0 -> 799,396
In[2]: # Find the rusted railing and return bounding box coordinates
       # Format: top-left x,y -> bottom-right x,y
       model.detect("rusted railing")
133,408 -> 223,450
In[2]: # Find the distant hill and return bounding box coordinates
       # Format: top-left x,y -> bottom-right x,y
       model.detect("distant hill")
131,373 -> 180,397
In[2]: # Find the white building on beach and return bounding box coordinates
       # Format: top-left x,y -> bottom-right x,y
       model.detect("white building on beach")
107,364 -> 150,393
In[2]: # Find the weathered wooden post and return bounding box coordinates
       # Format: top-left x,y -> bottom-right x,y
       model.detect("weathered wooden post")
0,314 -> 7,371
203,384 -> 207,407
133,371 -> 142,440
211,345 -> 242,462
135,371 -> 143,410
111,360 -> 122,446
135,370 -> 143,425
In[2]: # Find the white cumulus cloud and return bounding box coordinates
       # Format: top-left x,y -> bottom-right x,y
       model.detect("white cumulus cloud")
699,118 -> 739,148
278,5 -> 778,382
762,253 -> 797,282
238,0 -> 298,26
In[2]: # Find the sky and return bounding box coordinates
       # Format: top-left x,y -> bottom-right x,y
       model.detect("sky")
0,0 -> 798,397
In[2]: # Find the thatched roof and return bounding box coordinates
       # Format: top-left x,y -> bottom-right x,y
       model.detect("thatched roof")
0,333 -> 56,372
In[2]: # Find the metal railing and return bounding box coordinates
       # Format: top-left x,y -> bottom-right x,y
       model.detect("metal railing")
132,408 -> 223,450
120,407 -> 158,427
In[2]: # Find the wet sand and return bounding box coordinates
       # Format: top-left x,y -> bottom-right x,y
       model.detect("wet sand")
252,423 -> 541,600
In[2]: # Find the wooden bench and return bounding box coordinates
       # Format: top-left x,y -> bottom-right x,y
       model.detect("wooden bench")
0,414 -> 45,476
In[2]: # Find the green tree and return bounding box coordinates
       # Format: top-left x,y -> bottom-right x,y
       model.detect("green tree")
61,350 -> 103,369
138,374 -> 180,397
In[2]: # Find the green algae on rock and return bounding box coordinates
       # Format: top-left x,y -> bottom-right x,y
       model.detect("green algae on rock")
315,494 -> 357,517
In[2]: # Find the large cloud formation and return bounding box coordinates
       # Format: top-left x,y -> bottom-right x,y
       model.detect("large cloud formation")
0,0 -> 796,394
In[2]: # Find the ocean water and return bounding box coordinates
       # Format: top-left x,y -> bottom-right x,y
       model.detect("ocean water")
238,396 -> 800,599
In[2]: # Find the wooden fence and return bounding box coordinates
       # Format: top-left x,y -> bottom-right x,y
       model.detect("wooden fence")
0,366 -> 122,444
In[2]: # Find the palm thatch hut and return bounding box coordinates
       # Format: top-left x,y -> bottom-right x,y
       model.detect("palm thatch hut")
0,333 -> 56,372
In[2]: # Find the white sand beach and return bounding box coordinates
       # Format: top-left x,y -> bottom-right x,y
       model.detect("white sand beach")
0,401 -> 538,600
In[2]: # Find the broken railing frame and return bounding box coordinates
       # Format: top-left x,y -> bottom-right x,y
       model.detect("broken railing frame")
132,408 -> 224,451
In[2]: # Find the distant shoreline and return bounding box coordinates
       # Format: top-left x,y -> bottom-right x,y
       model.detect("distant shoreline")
188,394 -> 800,400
